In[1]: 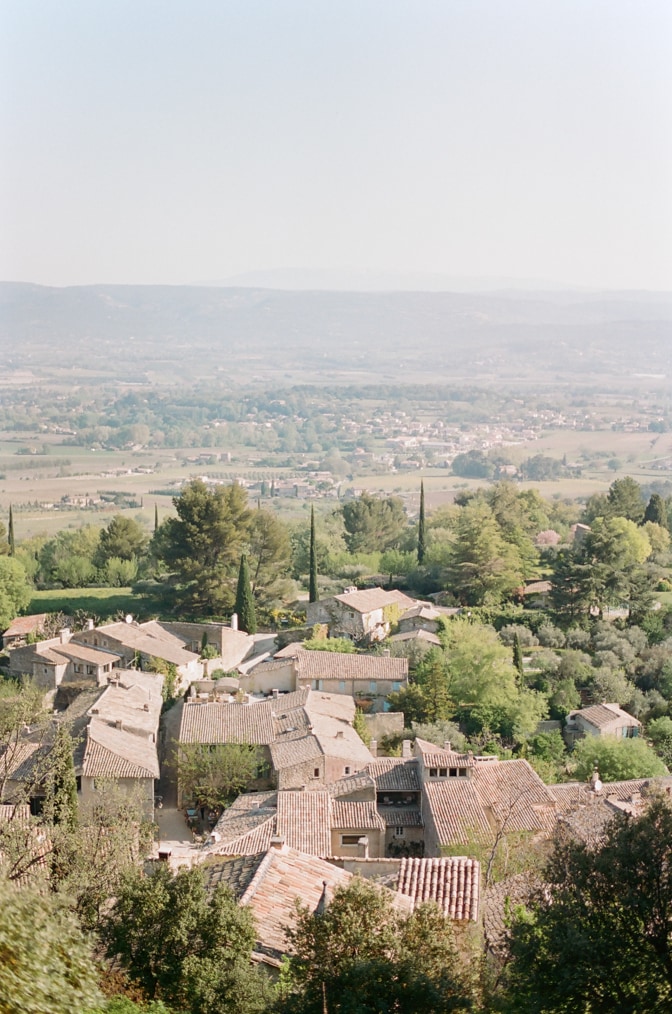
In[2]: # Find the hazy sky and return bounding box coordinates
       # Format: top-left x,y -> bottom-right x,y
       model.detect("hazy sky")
1,0 -> 671,289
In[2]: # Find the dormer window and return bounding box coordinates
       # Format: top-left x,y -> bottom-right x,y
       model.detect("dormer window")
439,768 -> 447,777
429,768 -> 438,777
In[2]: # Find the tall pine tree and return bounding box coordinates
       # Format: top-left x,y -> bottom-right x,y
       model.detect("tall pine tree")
309,505 -> 319,603
234,553 -> 257,634
417,481 -> 426,565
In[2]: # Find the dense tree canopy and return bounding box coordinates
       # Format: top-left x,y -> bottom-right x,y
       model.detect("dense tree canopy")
283,877 -> 476,1013
340,492 -> 407,554
101,864 -> 272,1013
504,799 -> 672,1012
153,480 -> 252,617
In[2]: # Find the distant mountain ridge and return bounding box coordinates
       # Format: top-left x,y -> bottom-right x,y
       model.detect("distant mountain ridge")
1,282 -> 671,387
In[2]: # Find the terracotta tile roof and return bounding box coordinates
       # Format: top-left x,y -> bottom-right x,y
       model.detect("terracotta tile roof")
472,759 -> 557,834
333,588 -> 418,614
88,621 -> 200,667
396,856 -> 480,921
0,740 -> 49,782
331,800 -> 385,831
277,791 -> 332,856
546,782 -> 590,814
366,758 -> 421,792
399,604 -> 441,621
273,707 -> 311,735
269,735 -> 323,770
414,738 -> 475,769
3,614 -> 48,638
571,703 -> 641,729
204,798 -> 278,857
202,846 -> 354,960
484,873 -> 542,957
82,719 -> 159,779
377,806 -> 423,827
201,853 -> 267,896
424,780 -> 492,845
0,804 -> 30,822
56,643 -> 121,666
274,642 -> 306,659
328,771 -> 376,799
296,652 -> 408,682
388,629 -> 442,646
179,700 -> 275,745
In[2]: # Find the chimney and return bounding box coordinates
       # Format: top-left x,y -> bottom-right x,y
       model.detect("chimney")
402,739 -> 412,758
270,835 -> 286,851
59,627 -> 71,644
369,739 -> 378,757
230,612 -> 239,631
336,730 -> 344,738
382,649 -> 390,657
272,688 -> 279,699
444,741 -> 452,752
356,836 -> 369,859
143,703 -> 149,711
115,719 -> 123,730
242,693 -> 251,704
86,618 -> 95,631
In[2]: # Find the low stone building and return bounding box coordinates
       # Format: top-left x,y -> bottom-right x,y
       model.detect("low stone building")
306,587 -> 419,643
564,703 -> 642,747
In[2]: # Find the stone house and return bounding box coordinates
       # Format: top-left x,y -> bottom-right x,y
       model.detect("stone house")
0,670 -> 163,820
2,613 -> 49,650
306,587 -> 419,643
564,703 -> 642,748
253,647 -> 408,713
176,687 -> 375,804
73,619 -> 204,687
8,629 -> 122,691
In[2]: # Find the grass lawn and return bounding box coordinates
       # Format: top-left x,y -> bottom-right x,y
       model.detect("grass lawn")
28,587 -> 147,619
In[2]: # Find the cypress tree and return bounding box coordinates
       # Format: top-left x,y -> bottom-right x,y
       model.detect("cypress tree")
513,633 -> 524,684
7,505 -> 14,556
309,505 -> 319,604
154,503 -> 159,533
48,724 -> 78,832
417,481 -> 426,565
235,553 -> 257,634
644,492 -> 667,529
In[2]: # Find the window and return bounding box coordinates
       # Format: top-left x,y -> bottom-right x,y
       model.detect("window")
313,768 -> 320,778
341,834 -> 361,846
339,681 -> 346,692
86,666 -> 94,675
449,768 -> 457,777
392,682 -> 402,692
394,827 -> 405,837
429,768 -> 438,777
76,776 -> 82,792
369,681 -> 377,694
459,768 -> 468,777
439,768 -> 447,777
344,766 -> 351,775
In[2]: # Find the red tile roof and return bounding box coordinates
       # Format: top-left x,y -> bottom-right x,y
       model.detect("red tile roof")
396,856 -> 480,921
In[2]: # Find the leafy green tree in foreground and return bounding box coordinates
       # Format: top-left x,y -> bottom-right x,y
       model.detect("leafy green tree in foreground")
0,876 -> 102,1014
235,553 -> 257,634
503,798 -> 672,1013
571,735 -> 667,782
101,864 -> 272,1014
282,877 -> 477,1013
